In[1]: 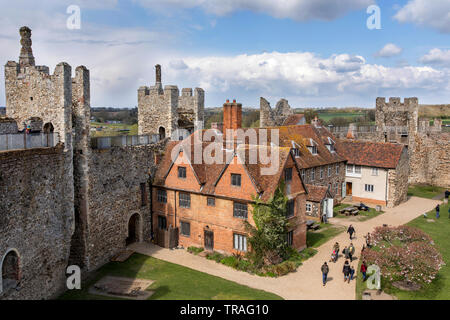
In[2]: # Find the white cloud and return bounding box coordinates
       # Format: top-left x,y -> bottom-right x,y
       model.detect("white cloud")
136,0 -> 374,21
167,51 -> 449,106
375,43 -> 403,58
394,0 -> 450,33
420,48 -> 450,67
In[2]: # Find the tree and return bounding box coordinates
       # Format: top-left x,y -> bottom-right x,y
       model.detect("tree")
244,182 -> 291,267
304,109 -> 319,124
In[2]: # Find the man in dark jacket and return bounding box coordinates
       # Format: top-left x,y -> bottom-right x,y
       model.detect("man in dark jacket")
343,260 -> 351,283
321,262 -> 329,286
347,225 -> 355,240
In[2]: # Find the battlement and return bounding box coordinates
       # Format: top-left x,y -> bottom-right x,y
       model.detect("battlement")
376,97 -> 419,111
138,64 -> 204,137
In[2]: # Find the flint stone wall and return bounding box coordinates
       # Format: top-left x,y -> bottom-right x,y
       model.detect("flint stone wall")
83,142 -> 165,271
0,145 -> 74,300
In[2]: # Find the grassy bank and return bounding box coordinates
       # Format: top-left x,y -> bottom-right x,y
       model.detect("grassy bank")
60,253 -> 282,300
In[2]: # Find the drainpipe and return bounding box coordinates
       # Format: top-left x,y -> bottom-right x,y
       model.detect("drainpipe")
385,168 -> 388,206
174,190 -> 177,228
149,175 -> 154,241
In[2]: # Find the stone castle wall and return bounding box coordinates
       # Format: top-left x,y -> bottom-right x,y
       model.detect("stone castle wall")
82,143 -> 165,271
387,147 -> 409,207
260,97 -> 293,127
409,132 -> 450,188
0,145 -> 74,300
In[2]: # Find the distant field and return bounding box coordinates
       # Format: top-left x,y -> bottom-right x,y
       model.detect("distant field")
90,122 -> 138,137
317,112 -> 366,122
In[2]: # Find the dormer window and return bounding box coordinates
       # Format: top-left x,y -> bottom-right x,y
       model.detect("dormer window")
308,145 -> 318,155
292,148 -> 301,157
326,144 -> 336,152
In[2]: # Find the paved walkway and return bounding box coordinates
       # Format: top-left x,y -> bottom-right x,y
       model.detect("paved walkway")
129,196 -> 440,300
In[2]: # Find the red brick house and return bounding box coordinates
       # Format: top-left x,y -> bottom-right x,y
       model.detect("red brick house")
152,101 -> 308,254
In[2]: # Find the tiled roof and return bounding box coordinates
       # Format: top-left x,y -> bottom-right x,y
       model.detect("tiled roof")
306,184 -> 330,202
282,114 -> 305,126
152,133 -> 302,201
336,140 -> 405,169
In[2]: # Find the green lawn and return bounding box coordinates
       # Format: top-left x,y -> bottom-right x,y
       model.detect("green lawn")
90,121 -> 138,137
306,223 -> 345,248
407,184 -> 446,199
356,202 -> 450,300
59,253 -> 282,300
333,203 -> 384,222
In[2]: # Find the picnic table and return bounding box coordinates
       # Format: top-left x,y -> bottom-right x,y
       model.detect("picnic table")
306,220 -> 320,230
339,206 -> 359,216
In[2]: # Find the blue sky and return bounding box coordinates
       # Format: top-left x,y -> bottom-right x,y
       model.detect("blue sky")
0,0 -> 449,109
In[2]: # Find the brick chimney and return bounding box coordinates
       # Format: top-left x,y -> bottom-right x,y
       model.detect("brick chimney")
223,99 -> 242,134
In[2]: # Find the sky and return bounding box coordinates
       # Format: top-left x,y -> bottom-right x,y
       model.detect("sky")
0,0 -> 449,109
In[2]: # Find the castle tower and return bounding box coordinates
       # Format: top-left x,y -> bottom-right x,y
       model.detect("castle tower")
19,26 -> 35,68
138,64 -> 204,139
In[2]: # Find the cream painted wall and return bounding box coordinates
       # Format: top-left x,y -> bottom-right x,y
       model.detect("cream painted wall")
345,166 -> 388,201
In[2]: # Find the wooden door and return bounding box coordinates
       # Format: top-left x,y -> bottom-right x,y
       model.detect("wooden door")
346,182 -> 353,196
204,230 -> 214,251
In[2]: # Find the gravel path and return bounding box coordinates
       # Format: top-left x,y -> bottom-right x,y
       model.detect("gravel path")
130,196 -> 440,300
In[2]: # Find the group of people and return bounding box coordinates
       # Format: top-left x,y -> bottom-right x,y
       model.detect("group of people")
320,224 -> 374,286
321,258 -> 369,286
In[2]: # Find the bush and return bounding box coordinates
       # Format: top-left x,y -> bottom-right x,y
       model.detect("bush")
362,226 -> 444,286
206,252 -> 225,263
187,246 -> 204,255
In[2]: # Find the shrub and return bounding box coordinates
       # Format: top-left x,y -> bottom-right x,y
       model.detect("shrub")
362,226 -> 444,286
206,252 -> 225,263
187,246 -> 204,255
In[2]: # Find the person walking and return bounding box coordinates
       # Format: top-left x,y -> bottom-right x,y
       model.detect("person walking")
436,204 -> 440,219
321,262 -> 329,286
349,243 -> 355,262
350,265 -> 356,281
347,224 -> 355,240
343,260 -> 351,283
364,232 -> 372,248
333,242 -> 340,262
360,261 -> 368,281
343,246 -> 349,260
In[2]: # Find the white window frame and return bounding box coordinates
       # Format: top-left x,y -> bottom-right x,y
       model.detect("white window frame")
311,168 -> 315,181
372,168 -> 379,176
233,233 -> 247,252
320,167 -> 324,179
365,184 -> 374,192
306,203 -> 312,212
328,165 -> 331,177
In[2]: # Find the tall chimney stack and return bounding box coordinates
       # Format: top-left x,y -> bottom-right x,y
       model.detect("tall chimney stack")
223,99 -> 242,134
19,26 -> 35,67
155,64 -> 161,84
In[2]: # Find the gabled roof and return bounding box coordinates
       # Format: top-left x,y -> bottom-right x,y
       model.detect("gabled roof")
336,140 -> 405,169
306,184 -> 332,202
152,133 -> 305,201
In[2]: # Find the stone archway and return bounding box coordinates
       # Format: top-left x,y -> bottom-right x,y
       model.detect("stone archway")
1,249 -> 20,294
126,213 -> 141,246
159,127 -> 166,140
43,122 -> 54,133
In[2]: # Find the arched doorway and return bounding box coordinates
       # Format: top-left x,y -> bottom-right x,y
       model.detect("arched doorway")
159,127 -> 166,140
1,250 -> 20,294
43,123 -> 55,147
43,122 -> 54,133
126,213 -> 141,246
